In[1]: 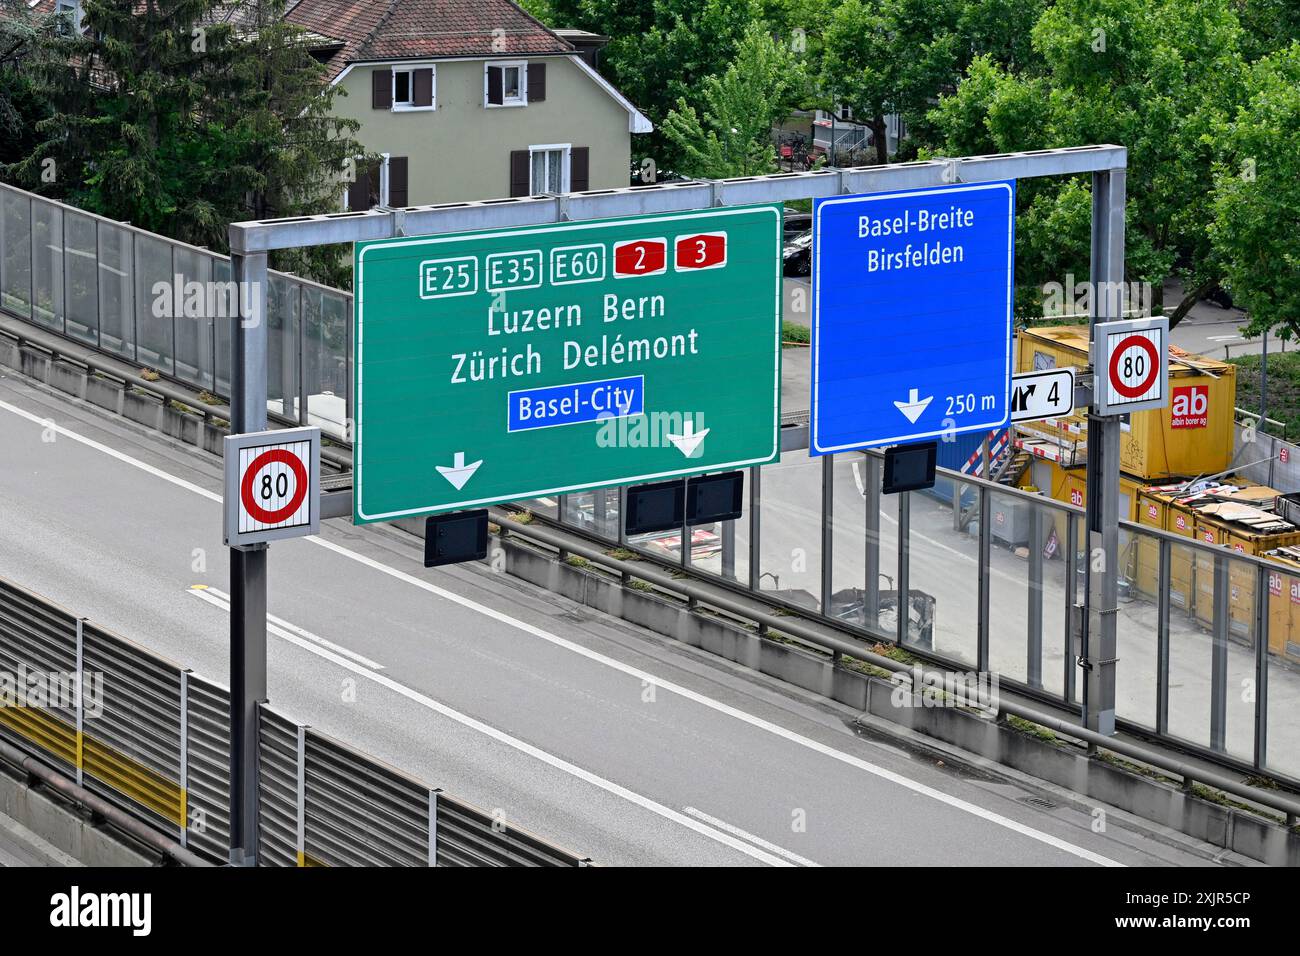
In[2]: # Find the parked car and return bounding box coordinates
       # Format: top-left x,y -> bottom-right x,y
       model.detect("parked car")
783,211 -> 812,240
783,230 -> 812,276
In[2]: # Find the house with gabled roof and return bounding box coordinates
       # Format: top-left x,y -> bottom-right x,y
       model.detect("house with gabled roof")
30,0 -> 652,207
284,0 -> 652,208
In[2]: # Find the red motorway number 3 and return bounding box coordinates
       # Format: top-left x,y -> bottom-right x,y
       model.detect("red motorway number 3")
675,232 -> 727,270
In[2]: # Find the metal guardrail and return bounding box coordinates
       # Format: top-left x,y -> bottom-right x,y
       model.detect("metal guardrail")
0,310 -> 355,472
518,442 -> 1300,803
493,508 -> 1300,826
0,181 -> 353,442
0,574 -> 590,866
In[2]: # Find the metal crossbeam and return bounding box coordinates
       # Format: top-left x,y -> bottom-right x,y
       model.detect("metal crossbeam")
229,145 -> 1126,252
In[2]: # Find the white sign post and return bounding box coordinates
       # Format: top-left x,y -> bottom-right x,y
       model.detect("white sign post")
1091,316 -> 1170,415
223,427 -> 321,547
1010,368 -> 1076,423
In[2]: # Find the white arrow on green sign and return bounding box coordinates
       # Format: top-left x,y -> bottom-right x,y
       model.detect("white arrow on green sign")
352,205 -> 783,524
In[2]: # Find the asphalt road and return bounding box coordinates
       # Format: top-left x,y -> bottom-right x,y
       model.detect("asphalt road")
0,371 -> 1246,866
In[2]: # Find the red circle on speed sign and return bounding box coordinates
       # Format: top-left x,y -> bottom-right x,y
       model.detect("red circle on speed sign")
1108,334 -> 1159,399
240,449 -> 308,525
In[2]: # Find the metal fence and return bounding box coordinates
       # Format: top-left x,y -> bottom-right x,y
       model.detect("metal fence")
0,575 -> 589,866
532,446 -> 1300,790
0,183 -> 353,440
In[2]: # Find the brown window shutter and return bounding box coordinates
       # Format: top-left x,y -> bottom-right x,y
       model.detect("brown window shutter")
528,62 -> 546,102
487,65 -> 503,106
372,68 -> 392,109
570,147 -> 589,192
348,162 -> 379,210
509,150 -> 530,197
389,157 -> 409,207
413,68 -> 433,107
346,175 -> 368,211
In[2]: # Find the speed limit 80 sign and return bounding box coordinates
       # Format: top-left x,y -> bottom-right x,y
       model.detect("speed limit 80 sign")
223,427 -> 321,547
1091,316 -> 1170,416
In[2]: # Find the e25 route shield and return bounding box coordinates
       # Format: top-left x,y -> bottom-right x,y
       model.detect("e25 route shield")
353,205 -> 783,524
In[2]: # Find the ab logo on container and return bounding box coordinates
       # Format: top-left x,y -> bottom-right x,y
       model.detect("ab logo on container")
1170,385 -> 1209,429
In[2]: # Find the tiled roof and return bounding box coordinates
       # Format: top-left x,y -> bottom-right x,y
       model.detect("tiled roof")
23,1 -> 572,80
284,0 -> 573,79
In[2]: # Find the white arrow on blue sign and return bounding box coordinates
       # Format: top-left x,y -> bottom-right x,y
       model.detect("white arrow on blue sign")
810,181 -> 1016,453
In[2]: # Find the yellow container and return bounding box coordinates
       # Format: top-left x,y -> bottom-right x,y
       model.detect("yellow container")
1263,549 -> 1300,662
1128,485 -> 1196,608
1191,518 -> 1223,628
1134,490 -> 1166,599
1016,327 -> 1236,480
1164,495 -> 1197,613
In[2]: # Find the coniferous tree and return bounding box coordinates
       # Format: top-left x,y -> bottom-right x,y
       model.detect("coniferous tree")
13,0 -> 364,285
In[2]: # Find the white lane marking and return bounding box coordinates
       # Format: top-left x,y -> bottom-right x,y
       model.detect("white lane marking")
0,399 -> 224,503
319,537 -> 1121,864
0,397 -> 1123,867
190,586 -> 385,670
683,807 -> 821,867
0,401 -> 781,862
183,587 -> 788,867
1205,335 -> 1240,342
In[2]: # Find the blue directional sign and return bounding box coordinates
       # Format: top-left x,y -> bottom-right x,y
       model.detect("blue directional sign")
811,181 -> 1016,454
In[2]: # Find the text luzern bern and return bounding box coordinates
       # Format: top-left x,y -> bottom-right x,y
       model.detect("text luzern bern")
450,292 -> 700,385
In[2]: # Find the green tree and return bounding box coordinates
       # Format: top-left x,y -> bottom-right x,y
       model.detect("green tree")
0,0 -> 55,168
954,0 -> 1050,74
1231,0 -> 1300,60
1209,43 -> 1300,340
661,24 -> 807,177
929,0 -> 1248,321
12,0 -> 362,285
820,0 -> 963,164
533,0 -> 765,172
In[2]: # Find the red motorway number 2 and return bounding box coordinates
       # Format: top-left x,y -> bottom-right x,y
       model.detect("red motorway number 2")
613,238 -> 667,277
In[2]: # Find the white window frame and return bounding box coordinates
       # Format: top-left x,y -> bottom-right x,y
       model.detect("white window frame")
378,153 -> 392,207
392,64 -> 436,112
528,143 -> 571,195
485,61 -> 528,108
342,153 -> 391,211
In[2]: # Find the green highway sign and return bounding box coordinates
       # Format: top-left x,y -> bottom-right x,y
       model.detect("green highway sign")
353,205 -> 783,524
